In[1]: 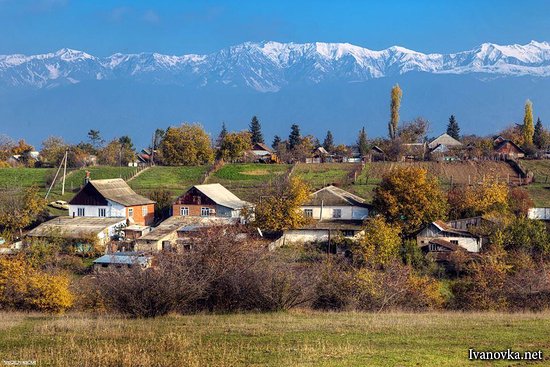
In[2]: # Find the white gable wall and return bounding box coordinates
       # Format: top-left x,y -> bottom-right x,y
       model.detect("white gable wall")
69,200 -> 126,219
301,206 -> 369,220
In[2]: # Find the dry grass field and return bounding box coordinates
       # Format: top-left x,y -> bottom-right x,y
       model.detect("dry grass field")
1,311 -> 549,366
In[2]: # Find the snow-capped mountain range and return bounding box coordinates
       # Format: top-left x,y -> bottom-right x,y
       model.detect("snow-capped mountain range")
1,40 -> 550,91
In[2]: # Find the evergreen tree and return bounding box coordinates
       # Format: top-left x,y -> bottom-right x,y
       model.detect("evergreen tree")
323,130 -> 334,152
272,135 -> 281,150
288,124 -> 301,150
216,122 -> 228,146
446,115 -> 461,140
534,118 -> 545,149
357,127 -> 369,156
249,116 -> 264,145
523,100 -> 534,145
389,84 -> 402,139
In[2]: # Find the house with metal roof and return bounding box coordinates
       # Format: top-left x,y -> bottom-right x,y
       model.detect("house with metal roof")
172,183 -> 252,219
93,252 -> 153,273
416,219 -> 486,253
301,185 -> 371,221
68,177 -> 155,226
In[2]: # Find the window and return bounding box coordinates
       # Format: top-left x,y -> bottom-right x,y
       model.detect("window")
450,240 -> 459,245
98,208 -> 106,217
201,207 -> 210,217
304,209 -> 313,218
332,209 -> 342,219
142,206 -> 148,217
128,208 -> 134,217
180,207 -> 189,216
77,207 -> 85,216
342,230 -> 355,237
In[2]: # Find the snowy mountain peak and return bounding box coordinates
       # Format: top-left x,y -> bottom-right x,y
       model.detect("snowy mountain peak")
1,40 -> 549,90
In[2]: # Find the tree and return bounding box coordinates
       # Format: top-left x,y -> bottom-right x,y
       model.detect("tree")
249,116 -> 264,145
523,100 -> 534,145
217,131 -> 252,162
323,131 -> 334,153
373,167 -> 448,234
533,118 -> 547,149
87,129 -> 104,149
118,135 -> 134,151
357,127 -> 369,157
446,115 -> 460,140
216,122 -> 228,147
0,186 -> 46,237
40,136 -> 68,165
159,123 -> 214,166
399,117 -> 429,143
288,124 -> 302,150
389,84 -> 402,139
272,135 -> 282,150
254,176 -> 310,232
98,139 -> 135,166
353,216 -> 401,267
448,180 -> 509,219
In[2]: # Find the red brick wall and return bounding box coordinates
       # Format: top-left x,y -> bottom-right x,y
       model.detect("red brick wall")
172,204 -> 215,217
126,203 -> 155,225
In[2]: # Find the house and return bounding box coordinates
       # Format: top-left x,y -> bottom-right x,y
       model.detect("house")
172,183 -> 252,219
123,225 -> 152,240
306,147 -> 329,164
26,216 -> 126,247
428,133 -> 463,161
301,185 -> 371,221
528,208 -> 550,221
416,219 -> 486,253
277,220 -> 365,248
134,216 -> 238,252
401,143 -> 427,161
93,252 -> 153,273
249,143 -> 278,163
68,177 -> 155,226
364,146 -> 386,162
494,138 -> 525,159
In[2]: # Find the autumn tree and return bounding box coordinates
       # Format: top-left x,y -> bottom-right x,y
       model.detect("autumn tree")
160,123 -> 214,166
357,127 -> 369,157
40,136 -> 68,165
503,217 -> 550,256
98,139 -> 135,166
399,117 -> 429,143
448,180 -> 509,219
373,167 -> 448,234
389,84 -> 402,139
249,116 -> 264,145
254,176 -> 310,232
523,100 -> 534,145
353,216 -> 401,267
323,131 -> 334,153
446,115 -> 460,140
0,186 -> 46,237
217,131 -> 252,162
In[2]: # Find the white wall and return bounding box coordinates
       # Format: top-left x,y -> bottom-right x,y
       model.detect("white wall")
69,200 -> 126,219
528,208 -> 550,220
417,235 -> 481,253
301,205 -> 369,220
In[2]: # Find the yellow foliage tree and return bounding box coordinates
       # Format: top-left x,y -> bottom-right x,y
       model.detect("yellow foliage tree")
373,167 -> 448,234
354,216 -> 401,267
0,257 -> 73,313
254,176 -> 310,232
217,131 -> 252,162
448,179 -> 509,218
0,186 -> 46,237
160,123 -> 213,166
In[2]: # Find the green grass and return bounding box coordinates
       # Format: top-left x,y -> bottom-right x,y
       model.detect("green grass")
521,159 -> 550,180
293,163 -> 360,190
1,311 -> 549,366
128,166 -> 209,196
0,168 -> 53,190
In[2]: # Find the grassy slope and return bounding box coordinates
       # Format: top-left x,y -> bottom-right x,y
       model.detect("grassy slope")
521,160 -> 550,207
293,163 -> 359,190
1,311 -> 549,367
0,168 -> 53,190
207,163 -> 291,202
128,166 -> 209,197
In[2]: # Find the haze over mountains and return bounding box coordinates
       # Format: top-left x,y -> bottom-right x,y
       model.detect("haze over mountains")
1,40 -> 550,147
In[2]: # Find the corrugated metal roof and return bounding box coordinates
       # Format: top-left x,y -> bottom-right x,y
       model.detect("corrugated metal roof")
428,133 -> 463,149
27,216 -> 126,238
93,253 -> 151,266
193,183 -> 251,210
302,185 -> 370,207
89,178 -> 155,206
137,216 -> 237,241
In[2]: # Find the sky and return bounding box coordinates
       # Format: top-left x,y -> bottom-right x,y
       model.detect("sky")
0,0 -> 549,56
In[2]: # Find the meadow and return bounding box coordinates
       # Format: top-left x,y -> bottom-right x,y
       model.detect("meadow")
0,311 -> 549,366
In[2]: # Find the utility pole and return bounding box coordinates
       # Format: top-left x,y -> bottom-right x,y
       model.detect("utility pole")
61,149 -> 68,196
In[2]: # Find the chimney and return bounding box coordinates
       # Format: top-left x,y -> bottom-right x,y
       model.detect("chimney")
84,171 -> 91,185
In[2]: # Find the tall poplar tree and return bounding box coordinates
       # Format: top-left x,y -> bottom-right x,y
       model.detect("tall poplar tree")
389,84 -> 402,140
249,116 -> 264,145
323,130 -> 334,152
446,115 -> 461,140
523,100 -> 534,145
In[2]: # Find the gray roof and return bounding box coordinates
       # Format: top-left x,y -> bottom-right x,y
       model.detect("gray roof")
93,253 -> 151,266
89,179 -> 155,206
302,185 -> 370,207
137,216 -> 237,241
193,183 -> 251,210
27,216 -> 125,238
428,133 -> 463,149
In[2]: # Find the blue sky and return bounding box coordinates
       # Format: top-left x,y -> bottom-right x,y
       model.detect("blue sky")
0,0 -> 549,56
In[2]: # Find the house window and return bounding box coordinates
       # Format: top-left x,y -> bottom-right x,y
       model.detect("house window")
304,209 -> 313,218
142,206 -> 148,217
201,207 -> 210,217
128,208 -> 134,217
77,207 -> 85,216
342,230 -> 355,237
429,244 -> 437,252
180,207 -> 189,216
450,240 -> 458,245
98,208 -> 106,217
332,209 -> 342,219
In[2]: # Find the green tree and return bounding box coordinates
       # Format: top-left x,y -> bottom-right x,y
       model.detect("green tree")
533,118 -> 547,149
357,127 -> 369,157
288,124 -> 301,150
373,167 -> 448,234
216,122 -> 228,146
160,123 -> 214,166
504,217 -> 550,256
523,100 -> 534,145
0,186 -> 46,237
446,115 -> 460,140
272,135 -> 281,150
249,116 -> 264,145
322,130 -> 334,153
87,129 -> 104,149
217,131 -> 252,162
389,84 -> 402,139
